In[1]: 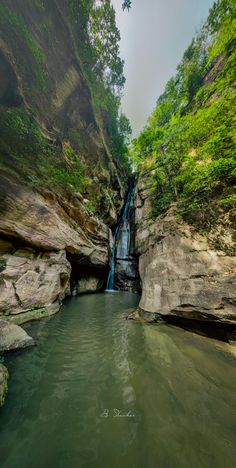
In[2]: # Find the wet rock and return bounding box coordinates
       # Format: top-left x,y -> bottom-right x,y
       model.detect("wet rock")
0,320 -> 35,352
0,364 -> 8,407
115,258 -> 141,292
2,302 -> 62,326
114,185 -> 141,292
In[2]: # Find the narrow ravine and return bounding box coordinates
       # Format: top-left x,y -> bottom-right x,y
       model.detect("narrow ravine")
0,2 -> 235,467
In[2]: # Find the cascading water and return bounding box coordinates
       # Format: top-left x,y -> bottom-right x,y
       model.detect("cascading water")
106,225 -> 119,291
116,188 -> 134,262
106,184 -> 140,292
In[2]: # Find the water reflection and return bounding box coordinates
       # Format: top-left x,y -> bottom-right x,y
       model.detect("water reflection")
0,292 -> 235,468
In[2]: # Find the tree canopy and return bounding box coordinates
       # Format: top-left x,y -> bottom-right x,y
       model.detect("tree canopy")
131,0 -> 236,228
69,0 -> 131,167
122,1 -> 131,11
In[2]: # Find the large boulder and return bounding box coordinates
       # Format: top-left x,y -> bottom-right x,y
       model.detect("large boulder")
0,244 -> 71,323
0,320 -> 34,352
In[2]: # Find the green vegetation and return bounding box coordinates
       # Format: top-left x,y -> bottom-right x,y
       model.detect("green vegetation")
0,109 -> 89,193
122,1 -> 131,11
131,0 -> 236,228
0,1 -> 131,216
0,5 -> 48,94
84,200 -> 97,216
0,363 -> 8,408
0,1 -> 131,208
68,0 -> 131,167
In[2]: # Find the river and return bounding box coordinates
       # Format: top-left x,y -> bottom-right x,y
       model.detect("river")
0,292 -> 236,468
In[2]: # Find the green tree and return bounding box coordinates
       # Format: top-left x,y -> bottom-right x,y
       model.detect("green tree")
131,0 -> 236,227
122,1 -> 131,11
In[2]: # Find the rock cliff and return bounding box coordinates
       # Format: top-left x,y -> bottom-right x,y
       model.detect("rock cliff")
135,171 -> 236,338
0,0 -> 127,325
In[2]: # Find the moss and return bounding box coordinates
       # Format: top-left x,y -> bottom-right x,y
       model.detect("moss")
68,128 -> 83,149
84,201 -> 96,216
0,364 -> 8,408
0,5 -> 48,93
0,303 -> 61,325
0,108 -> 89,193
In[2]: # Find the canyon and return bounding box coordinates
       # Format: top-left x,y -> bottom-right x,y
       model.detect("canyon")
0,2 -> 236,467
0,0 -> 235,415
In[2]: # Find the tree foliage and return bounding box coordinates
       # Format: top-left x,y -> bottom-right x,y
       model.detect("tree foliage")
131,0 -> 236,226
122,1 -> 131,11
69,0 -> 131,167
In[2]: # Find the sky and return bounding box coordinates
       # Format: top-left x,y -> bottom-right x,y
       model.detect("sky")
111,0 -> 215,136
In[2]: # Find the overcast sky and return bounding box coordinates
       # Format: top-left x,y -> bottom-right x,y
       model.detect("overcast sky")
111,0 -> 215,136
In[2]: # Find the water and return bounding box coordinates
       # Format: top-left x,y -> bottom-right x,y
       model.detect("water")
116,187 -> 134,260
0,292 -> 236,468
106,187 -> 135,291
106,228 -> 118,290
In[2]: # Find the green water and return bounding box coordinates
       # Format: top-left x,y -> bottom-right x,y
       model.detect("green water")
0,292 -> 236,468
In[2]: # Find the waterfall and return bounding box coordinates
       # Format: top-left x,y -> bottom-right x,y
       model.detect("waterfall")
106,184 -> 139,292
106,225 -> 119,291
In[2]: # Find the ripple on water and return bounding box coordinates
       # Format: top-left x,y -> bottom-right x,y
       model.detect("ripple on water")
0,292 -> 236,468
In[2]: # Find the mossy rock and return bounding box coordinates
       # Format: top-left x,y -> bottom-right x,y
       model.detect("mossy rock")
0,364 -> 8,407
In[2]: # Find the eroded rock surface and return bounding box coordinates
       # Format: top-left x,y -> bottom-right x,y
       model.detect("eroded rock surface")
0,238 -> 71,323
0,178 -> 110,266
0,0 -> 126,323
0,320 -> 34,352
0,178 -> 114,322
136,174 -> 236,327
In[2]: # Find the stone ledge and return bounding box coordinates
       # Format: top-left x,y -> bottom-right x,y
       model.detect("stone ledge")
0,302 -> 61,325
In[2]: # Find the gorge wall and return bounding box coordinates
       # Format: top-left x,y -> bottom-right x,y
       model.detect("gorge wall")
130,1 -> 236,339
0,0 -> 235,337
134,171 -> 236,339
0,0 -> 127,326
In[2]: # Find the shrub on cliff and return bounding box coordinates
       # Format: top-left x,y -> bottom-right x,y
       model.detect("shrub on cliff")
131,0 -> 236,227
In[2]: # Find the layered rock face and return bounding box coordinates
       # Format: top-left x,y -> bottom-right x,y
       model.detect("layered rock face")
0,1 -> 126,324
136,172 -> 236,332
0,0 -> 125,214
0,0 -> 127,408
0,177 -> 111,323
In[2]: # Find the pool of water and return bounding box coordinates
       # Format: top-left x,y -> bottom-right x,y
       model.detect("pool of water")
0,292 -> 236,468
